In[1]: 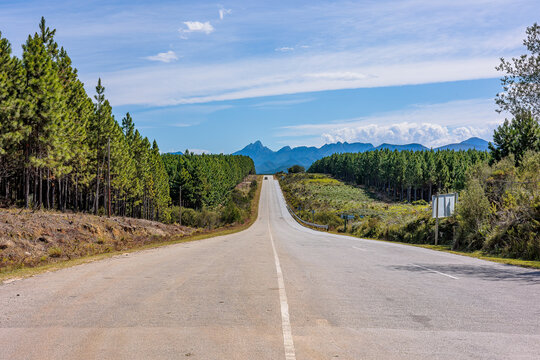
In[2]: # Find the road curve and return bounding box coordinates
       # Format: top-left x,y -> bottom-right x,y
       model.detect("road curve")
1,178 -> 539,359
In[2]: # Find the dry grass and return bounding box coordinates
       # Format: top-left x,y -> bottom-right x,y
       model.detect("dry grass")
0,176 -> 263,282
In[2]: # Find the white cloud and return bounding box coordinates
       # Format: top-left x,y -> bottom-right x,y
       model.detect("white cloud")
179,21 -> 215,36
321,122 -> 496,147
92,54 -> 499,107
171,122 -> 193,127
188,148 -> 211,154
304,72 -> 368,81
275,47 -> 295,52
219,8 -> 232,20
280,99 -> 505,147
252,98 -> 314,107
145,50 -> 179,63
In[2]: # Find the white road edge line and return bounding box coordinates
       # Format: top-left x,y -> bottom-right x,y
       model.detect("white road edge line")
268,222 -> 297,360
352,246 -> 367,251
413,264 -> 459,280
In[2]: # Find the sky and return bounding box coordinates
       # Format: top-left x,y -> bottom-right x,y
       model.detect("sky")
0,0 -> 538,153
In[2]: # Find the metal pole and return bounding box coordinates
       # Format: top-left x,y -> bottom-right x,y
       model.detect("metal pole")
435,195 -> 439,245
107,137 -> 111,218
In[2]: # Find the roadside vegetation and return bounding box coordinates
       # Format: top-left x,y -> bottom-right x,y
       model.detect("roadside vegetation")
287,24 -> 540,264
280,173 -> 446,243
0,175 -> 262,278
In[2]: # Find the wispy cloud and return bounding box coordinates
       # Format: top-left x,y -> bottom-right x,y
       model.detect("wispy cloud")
179,21 -> 214,37
304,72 -> 368,81
275,47 -> 295,52
252,98 -> 314,108
94,55 -> 500,106
219,8 -> 232,20
171,122 -> 194,127
145,50 -> 179,63
280,99 -> 505,147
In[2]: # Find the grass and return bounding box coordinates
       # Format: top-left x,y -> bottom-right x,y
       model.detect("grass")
0,175 -> 263,283
281,173 -> 540,270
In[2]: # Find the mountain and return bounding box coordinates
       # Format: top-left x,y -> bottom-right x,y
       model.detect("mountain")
375,143 -> 428,151
435,137 -> 490,151
233,137 -> 490,174
233,141 -> 374,173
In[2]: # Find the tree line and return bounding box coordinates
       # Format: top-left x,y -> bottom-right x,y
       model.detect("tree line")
308,149 -> 490,202
161,153 -> 255,210
0,18 -> 171,220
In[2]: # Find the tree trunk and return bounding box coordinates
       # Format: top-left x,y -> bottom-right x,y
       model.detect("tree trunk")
94,167 -> 100,215
38,167 -> 43,209
46,168 -> 50,209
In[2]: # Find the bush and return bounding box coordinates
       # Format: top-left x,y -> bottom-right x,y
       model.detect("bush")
484,194 -> 540,260
455,179 -> 491,250
180,208 -> 199,227
48,246 -> 63,258
288,165 -> 305,173
314,211 -> 342,230
221,202 -> 243,224
159,206 -> 173,224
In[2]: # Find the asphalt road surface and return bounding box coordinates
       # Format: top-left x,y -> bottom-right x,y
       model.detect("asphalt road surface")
1,178 -> 539,359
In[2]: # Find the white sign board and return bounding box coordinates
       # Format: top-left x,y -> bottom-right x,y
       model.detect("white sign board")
432,193 -> 458,218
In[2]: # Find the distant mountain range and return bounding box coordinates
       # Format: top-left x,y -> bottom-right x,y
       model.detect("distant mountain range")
233,137 -> 490,174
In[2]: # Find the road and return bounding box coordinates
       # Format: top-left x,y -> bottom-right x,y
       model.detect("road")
1,178 -> 539,359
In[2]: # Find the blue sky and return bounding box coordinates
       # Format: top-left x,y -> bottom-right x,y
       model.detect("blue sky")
1,0 -> 538,153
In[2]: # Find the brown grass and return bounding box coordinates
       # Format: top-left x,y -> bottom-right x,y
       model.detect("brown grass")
0,175 -> 263,282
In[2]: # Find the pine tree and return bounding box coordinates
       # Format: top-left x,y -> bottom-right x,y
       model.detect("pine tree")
21,30 -> 63,207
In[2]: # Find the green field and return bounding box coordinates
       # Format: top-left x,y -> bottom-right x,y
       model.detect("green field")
280,173 -> 454,244
281,173 -> 430,224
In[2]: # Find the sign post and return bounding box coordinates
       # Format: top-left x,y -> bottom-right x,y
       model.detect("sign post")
432,193 -> 458,245
341,214 -> 354,232
435,195 -> 439,245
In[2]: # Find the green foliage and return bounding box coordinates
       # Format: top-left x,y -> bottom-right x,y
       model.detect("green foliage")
280,173 -> 432,234
287,164 -> 305,173
455,179 -> 491,250
489,111 -> 540,165
455,151 -> 540,260
496,23 -> 540,116
309,149 -> 489,202
161,153 -> 255,209
0,18 -> 171,219
221,201 -> 243,224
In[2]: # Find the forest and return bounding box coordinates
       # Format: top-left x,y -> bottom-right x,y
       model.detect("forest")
0,19 -> 172,221
161,152 -> 255,209
308,149 -> 490,202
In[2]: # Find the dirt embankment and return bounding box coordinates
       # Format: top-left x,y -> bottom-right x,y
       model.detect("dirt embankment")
0,208 -> 195,272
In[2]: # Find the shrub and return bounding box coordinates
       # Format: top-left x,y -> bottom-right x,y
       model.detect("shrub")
181,208 -> 199,227
288,165 -> 305,173
48,246 -> 63,258
314,211 -> 342,230
455,179 -> 491,250
221,202 -> 243,224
